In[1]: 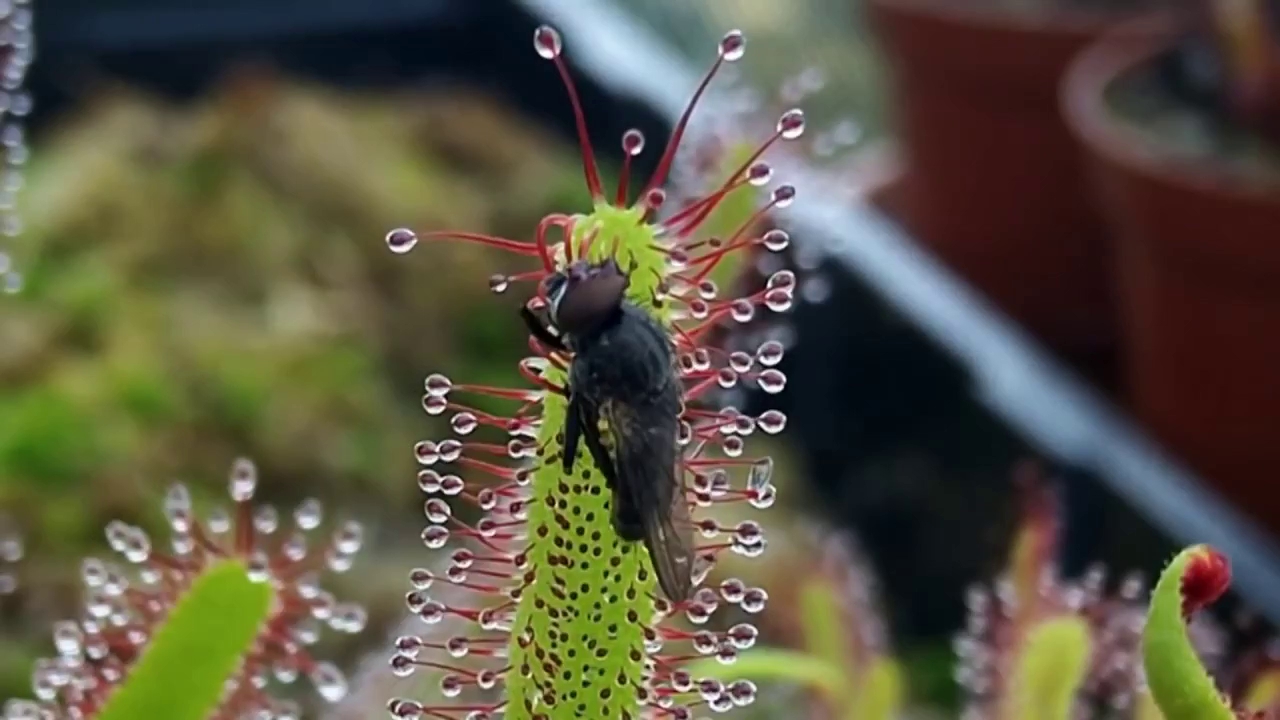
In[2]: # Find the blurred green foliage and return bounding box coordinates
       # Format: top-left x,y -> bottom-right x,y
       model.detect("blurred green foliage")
0,70 -> 588,696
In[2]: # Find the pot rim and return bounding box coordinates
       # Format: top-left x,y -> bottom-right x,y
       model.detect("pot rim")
868,0 -> 1158,37
1061,15 -> 1280,205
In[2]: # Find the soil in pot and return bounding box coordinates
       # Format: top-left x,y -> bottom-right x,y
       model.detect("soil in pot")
1065,29 -> 1280,537
1108,57 -> 1280,182
867,0 -> 1167,387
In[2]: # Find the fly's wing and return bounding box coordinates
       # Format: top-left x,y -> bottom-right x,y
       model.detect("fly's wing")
599,387 -> 694,603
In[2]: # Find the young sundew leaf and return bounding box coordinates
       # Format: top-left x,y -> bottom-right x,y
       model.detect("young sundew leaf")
1143,545 -> 1237,720
1006,616 -> 1091,720
799,578 -> 853,677
1242,667 -> 1280,715
1135,691 -> 1165,720
96,560 -> 272,720
684,649 -> 843,698
385,23 -> 804,720
850,658 -> 904,720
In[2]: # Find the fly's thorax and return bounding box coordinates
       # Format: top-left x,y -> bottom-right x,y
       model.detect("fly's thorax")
570,305 -> 676,402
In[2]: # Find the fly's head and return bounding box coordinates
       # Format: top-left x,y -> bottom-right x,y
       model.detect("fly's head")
545,258 -> 629,338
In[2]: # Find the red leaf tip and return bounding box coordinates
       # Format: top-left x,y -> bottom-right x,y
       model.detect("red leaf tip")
1181,545 -> 1231,618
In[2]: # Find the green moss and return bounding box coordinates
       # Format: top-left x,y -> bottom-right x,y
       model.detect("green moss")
0,387 -> 102,489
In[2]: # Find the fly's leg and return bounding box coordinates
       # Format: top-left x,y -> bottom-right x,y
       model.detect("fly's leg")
563,390 -> 582,474
520,304 -> 568,352
577,399 -> 619,490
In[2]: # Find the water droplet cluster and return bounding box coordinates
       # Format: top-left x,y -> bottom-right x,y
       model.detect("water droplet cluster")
2,458 -> 364,720
0,0 -> 33,295
0,517 -> 21,595
386,25 -> 795,720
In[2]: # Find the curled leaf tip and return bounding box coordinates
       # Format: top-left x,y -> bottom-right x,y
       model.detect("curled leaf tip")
1144,544 -> 1237,720
1182,544 -> 1232,619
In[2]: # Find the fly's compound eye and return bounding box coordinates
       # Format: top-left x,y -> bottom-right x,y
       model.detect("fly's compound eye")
544,274 -> 570,323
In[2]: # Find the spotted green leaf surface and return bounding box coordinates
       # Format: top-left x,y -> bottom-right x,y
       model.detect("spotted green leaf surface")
504,203 -> 674,719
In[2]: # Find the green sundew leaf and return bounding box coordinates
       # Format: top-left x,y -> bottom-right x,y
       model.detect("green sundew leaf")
1135,690 -> 1164,720
506,362 -> 654,720
797,567 -> 906,719
577,203 -> 668,320
1243,667 -> 1280,714
203,350 -> 273,431
97,559 -> 274,720
1143,545 -> 1236,720
799,578 -> 856,677
849,657 -> 905,720
503,202 -> 668,720
685,649 -> 844,700
1006,616 -> 1091,720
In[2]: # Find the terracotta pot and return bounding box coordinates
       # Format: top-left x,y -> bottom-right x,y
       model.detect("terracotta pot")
867,0 -> 1155,361
1063,24 -> 1280,536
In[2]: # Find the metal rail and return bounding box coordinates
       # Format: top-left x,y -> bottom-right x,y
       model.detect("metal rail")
40,0 -> 456,50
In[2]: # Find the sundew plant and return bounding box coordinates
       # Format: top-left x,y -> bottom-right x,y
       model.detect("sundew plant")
2,459 -> 366,720
383,24 -> 799,720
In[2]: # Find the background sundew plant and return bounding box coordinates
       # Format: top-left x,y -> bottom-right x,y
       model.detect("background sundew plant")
382,24 -> 800,720
2,458 -> 366,720
678,464 -> 1280,720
